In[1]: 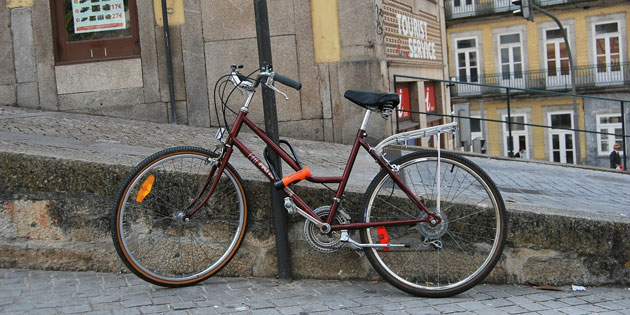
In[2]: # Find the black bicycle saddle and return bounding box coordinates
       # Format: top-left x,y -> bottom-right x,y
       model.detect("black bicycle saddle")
344,90 -> 400,112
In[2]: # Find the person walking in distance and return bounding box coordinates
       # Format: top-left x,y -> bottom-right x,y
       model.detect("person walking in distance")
514,147 -> 526,158
610,143 -> 623,170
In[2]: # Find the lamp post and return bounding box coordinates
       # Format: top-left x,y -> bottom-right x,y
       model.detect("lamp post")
513,1 -> 581,163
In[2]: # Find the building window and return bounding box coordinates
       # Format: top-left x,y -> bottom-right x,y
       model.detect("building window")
498,33 -> 524,86
596,114 -> 623,156
502,114 -> 528,158
50,0 -> 140,65
593,21 -> 622,83
544,28 -> 570,88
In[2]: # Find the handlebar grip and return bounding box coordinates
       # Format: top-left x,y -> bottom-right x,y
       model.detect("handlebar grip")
274,73 -> 302,90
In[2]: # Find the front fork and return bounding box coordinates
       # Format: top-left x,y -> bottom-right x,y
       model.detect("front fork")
184,142 -> 233,219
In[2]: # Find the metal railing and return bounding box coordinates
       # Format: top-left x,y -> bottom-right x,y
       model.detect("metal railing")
445,0 -> 595,20
393,74 -> 630,169
451,62 -> 630,97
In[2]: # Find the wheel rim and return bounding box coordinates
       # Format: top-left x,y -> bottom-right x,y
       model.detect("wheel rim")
118,153 -> 245,283
364,155 -> 502,292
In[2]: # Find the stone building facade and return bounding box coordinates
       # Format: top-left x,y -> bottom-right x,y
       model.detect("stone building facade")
1,0 -> 450,144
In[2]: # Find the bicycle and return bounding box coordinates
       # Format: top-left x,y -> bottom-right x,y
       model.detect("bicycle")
111,65 -> 507,297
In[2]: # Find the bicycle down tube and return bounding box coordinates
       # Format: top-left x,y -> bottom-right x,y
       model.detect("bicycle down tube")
190,108 -> 440,231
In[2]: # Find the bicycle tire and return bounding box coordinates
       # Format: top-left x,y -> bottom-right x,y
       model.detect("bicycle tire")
111,146 -> 248,287
359,150 -> 506,297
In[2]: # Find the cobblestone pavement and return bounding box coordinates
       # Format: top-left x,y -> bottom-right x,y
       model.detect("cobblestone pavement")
1,105 -> 629,221
1,269 -> 629,314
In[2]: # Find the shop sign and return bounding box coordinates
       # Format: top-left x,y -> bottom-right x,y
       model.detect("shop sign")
72,0 -> 126,34
425,84 -> 436,113
382,1 -> 442,64
397,87 -> 411,119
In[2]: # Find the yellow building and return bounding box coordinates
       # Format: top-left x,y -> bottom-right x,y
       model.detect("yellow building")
445,0 -> 630,167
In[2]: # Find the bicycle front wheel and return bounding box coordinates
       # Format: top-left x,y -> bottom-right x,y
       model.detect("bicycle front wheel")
360,150 -> 506,297
111,146 -> 247,287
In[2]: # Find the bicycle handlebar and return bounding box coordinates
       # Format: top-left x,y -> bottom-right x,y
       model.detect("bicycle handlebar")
273,73 -> 302,90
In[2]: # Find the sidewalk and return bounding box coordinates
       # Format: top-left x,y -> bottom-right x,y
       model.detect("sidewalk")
1,269 -> 629,314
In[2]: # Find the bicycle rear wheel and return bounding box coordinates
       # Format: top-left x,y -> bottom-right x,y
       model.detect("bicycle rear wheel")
360,150 -> 506,297
111,146 -> 247,287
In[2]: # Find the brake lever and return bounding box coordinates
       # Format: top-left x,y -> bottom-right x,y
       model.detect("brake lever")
265,76 -> 289,100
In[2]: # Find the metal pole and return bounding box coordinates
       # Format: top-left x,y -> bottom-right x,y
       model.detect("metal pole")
161,0 -> 177,124
507,88 -> 514,157
253,0 -> 291,280
622,101 -> 627,170
394,75 -> 400,133
532,4 -> 581,163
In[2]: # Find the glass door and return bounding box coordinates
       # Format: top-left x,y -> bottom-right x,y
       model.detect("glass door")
499,33 -> 524,88
452,0 -> 475,17
594,22 -> 623,85
544,28 -> 570,89
548,112 -> 575,164
503,114 -> 528,158
456,38 -> 480,95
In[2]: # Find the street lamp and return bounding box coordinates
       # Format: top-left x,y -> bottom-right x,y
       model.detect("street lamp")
512,0 -> 534,22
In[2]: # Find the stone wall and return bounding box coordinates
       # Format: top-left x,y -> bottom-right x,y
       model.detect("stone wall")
1,151 -> 629,285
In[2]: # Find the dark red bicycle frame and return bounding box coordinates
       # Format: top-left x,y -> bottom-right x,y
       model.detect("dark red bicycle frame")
189,109 -> 440,231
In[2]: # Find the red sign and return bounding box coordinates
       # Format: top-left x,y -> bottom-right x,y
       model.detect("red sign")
397,87 -> 410,118
424,84 -> 436,112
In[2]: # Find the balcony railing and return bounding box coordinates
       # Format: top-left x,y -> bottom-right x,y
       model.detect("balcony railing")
450,62 -> 630,97
445,0 -> 591,20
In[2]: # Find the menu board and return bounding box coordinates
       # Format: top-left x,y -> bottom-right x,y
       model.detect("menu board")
71,0 -> 126,34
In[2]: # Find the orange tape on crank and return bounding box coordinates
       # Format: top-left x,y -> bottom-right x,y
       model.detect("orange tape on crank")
281,168 -> 311,187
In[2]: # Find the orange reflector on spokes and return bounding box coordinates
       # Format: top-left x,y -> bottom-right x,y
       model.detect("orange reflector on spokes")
377,226 -> 390,252
136,175 -> 155,202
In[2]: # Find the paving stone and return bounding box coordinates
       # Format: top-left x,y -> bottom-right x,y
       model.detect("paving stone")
499,305 -> 530,314
190,307 -> 221,314
556,306 -> 590,315
170,301 -> 197,310
122,293 -> 153,307
59,304 -> 92,314
594,301 -> 626,310
456,300 -> 489,311
113,308 -> 140,315
91,301 -> 123,311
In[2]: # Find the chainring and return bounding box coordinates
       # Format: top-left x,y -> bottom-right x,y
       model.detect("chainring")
303,206 -> 350,253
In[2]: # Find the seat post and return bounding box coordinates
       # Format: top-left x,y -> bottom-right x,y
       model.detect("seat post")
360,110 -> 372,131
